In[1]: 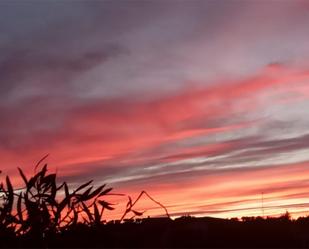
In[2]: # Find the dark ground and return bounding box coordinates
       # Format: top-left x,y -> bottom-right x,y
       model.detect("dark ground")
2,214 -> 309,248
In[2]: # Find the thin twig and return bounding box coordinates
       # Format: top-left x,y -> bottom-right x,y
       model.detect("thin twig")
34,154 -> 49,172
120,190 -> 170,221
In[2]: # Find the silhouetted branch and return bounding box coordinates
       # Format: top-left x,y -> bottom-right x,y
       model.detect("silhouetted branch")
120,190 -> 170,222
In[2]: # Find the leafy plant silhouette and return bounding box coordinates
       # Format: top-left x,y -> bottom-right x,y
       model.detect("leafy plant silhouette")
0,156 -> 170,244
0,173 -> 16,233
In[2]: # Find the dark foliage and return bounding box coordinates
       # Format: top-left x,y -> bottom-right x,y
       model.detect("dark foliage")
0,157 -> 170,248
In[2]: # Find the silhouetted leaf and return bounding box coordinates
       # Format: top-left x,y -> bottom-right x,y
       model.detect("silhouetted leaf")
24,194 -> 39,219
72,209 -> 78,226
42,173 -> 56,186
47,195 -> 58,206
126,196 -> 133,211
50,176 -> 57,200
87,184 -> 105,200
34,154 -> 49,172
6,176 -> 14,212
17,193 -> 23,223
27,172 -> 41,189
58,196 -> 70,212
74,180 -> 93,193
33,193 -> 51,199
39,164 -> 48,179
99,187 -> 113,196
81,202 -> 93,222
80,186 -> 93,201
132,210 -> 144,216
64,182 -> 69,197
56,182 -> 64,190
41,201 -> 50,223
94,203 -> 101,224
18,167 -> 28,185
98,200 -> 115,210
63,182 -> 71,208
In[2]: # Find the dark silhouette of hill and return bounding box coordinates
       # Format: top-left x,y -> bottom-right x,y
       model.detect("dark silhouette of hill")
3,215 -> 309,248
1,157 -> 309,248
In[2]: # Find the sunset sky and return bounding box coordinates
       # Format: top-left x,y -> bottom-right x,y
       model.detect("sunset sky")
2,0 -> 309,219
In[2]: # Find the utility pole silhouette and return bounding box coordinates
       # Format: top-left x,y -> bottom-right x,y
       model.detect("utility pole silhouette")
261,192 -> 264,217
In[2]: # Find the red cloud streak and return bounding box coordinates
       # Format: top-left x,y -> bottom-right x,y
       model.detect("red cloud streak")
2,64 -> 309,219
